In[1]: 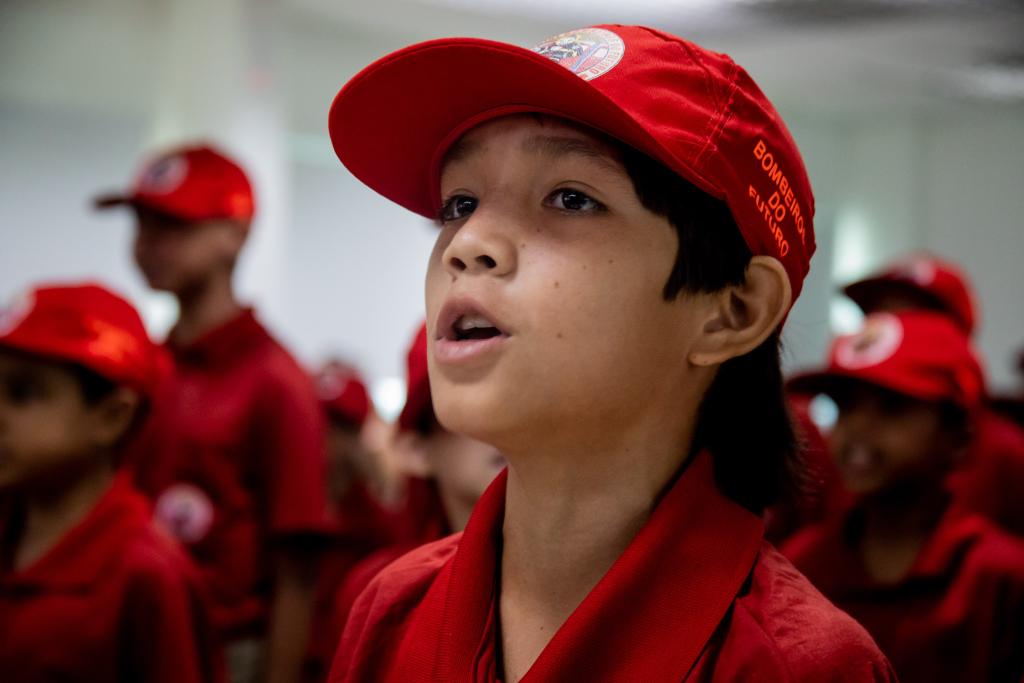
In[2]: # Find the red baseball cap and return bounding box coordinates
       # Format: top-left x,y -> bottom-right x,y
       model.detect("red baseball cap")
842,253 -> 977,335
316,364 -> 371,427
397,323 -> 431,432
0,283 -> 160,400
788,311 -> 985,412
94,143 -> 255,223
329,25 -> 815,305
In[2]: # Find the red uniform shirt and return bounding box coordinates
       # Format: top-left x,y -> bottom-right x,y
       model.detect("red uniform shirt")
0,475 -> 223,683
329,453 -> 894,682
783,506 -> 1024,682
133,309 -> 329,636
306,478 -> 450,682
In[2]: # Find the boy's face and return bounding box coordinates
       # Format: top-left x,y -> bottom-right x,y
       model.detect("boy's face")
828,382 -> 957,495
132,207 -> 245,294
425,115 -> 707,447
0,352 -> 115,490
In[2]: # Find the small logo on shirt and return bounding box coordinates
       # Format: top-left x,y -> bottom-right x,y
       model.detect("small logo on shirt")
532,28 -> 625,82
138,154 -> 189,195
835,313 -> 904,370
0,290 -> 35,338
155,483 -> 215,544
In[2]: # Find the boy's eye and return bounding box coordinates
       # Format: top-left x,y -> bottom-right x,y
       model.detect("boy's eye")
546,189 -> 605,213
439,195 -> 478,223
2,373 -> 46,406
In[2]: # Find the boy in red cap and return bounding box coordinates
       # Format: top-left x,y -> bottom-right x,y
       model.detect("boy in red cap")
0,282 -> 222,683
784,311 -> 1024,682
327,25 -> 894,681
844,253 -> 1024,536
96,144 -> 329,683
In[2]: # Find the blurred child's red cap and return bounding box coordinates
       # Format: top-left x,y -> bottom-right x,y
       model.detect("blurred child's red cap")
843,253 -> 977,335
397,323 -> 431,432
789,311 -> 984,411
95,144 -> 255,223
0,283 -> 160,399
317,364 -> 371,427
329,25 -> 815,306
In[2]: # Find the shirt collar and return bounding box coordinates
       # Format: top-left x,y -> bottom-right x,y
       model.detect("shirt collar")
0,474 -> 152,591
401,450 -> 765,682
168,308 -> 266,366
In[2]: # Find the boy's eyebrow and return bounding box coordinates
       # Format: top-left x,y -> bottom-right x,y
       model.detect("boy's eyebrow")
520,135 -> 623,174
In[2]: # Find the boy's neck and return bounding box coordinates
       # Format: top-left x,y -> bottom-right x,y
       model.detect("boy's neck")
497,411 -> 698,682
13,459 -> 116,572
171,275 -> 242,348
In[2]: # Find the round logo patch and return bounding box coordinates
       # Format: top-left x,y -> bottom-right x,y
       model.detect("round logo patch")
138,154 -> 189,194
532,27 -> 625,82
155,483 -> 215,544
835,313 -> 904,370
0,290 -> 35,337
896,259 -> 937,288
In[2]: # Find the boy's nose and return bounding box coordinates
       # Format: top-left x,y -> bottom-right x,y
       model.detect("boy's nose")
442,216 -> 516,278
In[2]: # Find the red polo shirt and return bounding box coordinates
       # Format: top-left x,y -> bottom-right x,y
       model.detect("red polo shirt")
0,475 -> 223,683
133,309 -> 329,636
329,452 -> 894,682
783,506 -> 1024,682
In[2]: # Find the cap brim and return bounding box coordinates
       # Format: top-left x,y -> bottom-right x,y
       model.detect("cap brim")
328,37 -> 718,221
93,193 -> 134,210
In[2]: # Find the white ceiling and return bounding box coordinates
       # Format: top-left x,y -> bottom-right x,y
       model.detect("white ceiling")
2,0 -> 1022,142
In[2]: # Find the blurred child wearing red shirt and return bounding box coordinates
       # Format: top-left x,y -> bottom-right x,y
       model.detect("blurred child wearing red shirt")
324,24 -> 895,682
96,145 -> 329,683
785,311 -> 1024,682
844,253 -> 1024,536
0,282 -> 222,683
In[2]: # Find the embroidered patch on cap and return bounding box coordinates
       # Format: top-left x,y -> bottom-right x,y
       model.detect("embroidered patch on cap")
138,154 -> 189,194
0,290 -> 35,338
155,483 -> 215,544
836,313 -> 904,370
896,259 -> 938,287
532,27 -> 625,82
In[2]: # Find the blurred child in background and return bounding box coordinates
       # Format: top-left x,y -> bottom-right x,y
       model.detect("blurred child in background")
96,144 -> 329,683
843,253 -> 1024,536
326,324 -> 505,671
0,282 -> 222,683
785,311 -> 1024,682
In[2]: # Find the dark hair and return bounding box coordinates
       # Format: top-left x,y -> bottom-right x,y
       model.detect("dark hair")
65,362 -> 147,451
65,363 -> 120,405
619,145 -> 799,514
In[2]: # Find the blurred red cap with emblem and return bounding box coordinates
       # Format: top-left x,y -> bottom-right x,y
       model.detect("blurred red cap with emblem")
0,283 -> 160,399
317,363 -> 371,427
842,253 -> 977,335
329,25 -> 815,307
788,311 -> 984,412
94,143 -> 255,223
397,323 -> 431,432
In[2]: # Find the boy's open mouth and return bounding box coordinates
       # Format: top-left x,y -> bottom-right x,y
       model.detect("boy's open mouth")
451,315 -> 503,342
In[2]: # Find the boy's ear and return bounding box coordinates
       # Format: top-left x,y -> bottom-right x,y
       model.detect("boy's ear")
390,430 -> 434,479
687,256 -> 792,367
90,388 -> 142,449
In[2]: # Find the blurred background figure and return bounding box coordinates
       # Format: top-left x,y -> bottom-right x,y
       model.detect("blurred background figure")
841,253 -> 1024,536
98,144 -> 329,683
0,282 -> 223,683
784,311 -> 1024,683
324,324 -> 505,678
